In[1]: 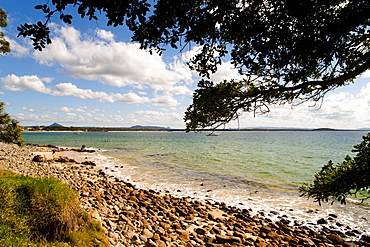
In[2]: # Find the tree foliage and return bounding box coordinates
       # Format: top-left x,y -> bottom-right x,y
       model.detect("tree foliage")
0,8 -> 11,54
0,102 -> 24,147
299,133 -> 370,205
17,0 -> 370,130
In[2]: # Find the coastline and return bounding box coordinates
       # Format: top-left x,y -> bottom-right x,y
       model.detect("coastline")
1,142 -> 369,247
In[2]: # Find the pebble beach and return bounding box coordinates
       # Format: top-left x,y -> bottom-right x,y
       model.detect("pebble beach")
1,142 -> 369,247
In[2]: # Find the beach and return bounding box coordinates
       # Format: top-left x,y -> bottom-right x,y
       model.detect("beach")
1,142 -> 369,247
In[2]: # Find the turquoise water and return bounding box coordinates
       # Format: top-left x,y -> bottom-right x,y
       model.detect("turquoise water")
22,131 -> 370,234
23,130 -> 367,189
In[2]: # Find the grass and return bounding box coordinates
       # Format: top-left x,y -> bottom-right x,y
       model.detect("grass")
0,169 -> 109,247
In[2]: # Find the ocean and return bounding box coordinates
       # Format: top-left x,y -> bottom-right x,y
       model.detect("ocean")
23,130 -> 370,236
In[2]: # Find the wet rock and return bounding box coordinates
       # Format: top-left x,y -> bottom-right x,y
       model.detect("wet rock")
344,241 -> 360,247
32,155 -> 45,162
298,238 -> 316,246
81,161 -> 96,166
55,156 -> 76,163
317,218 -> 328,224
361,234 -> 370,244
327,233 -> 344,245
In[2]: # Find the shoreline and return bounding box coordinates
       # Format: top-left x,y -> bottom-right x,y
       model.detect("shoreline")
1,142 -> 369,246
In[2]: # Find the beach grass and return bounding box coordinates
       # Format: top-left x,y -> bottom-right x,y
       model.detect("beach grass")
0,168 -> 109,247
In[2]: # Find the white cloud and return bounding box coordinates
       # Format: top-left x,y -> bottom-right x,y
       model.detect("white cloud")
132,110 -> 184,126
60,106 -> 87,113
15,113 -> 55,122
59,107 -> 73,112
96,29 -> 115,42
235,82 -> 370,129
1,74 -> 52,93
1,74 -> 182,106
168,85 -> 193,95
7,37 -> 30,58
31,24 -> 194,95
151,93 -> 180,106
20,106 -> 35,112
209,61 -> 245,82
360,70 -> 370,78
41,77 -> 54,83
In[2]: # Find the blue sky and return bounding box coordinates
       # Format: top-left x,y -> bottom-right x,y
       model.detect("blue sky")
0,1 -> 369,129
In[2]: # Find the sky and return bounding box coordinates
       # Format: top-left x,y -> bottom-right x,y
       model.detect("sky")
0,1 -> 369,129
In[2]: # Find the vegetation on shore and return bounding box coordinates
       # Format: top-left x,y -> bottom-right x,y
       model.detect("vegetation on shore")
0,168 -> 109,247
0,102 -> 24,147
300,133 -> 370,205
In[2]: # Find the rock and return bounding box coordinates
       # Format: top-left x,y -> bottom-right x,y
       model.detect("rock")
267,231 -> 280,241
327,234 -> 344,245
109,232 -> 120,239
244,233 -> 258,241
344,241 -> 360,247
361,235 -> 370,243
155,239 -> 166,247
260,225 -> 272,233
317,218 -> 328,224
145,239 -> 158,247
215,235 -> 242,244
32,155 -> 45,162
298,238 -> 316,247
55,156 -> 76,163
81,161 -> 96,166
194,228 -> 206,235
255,238 -> 267,247
328,213 -> 338,218
143,229 -> 154,239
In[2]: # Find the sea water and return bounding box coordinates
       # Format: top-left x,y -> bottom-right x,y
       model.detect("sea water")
23,131 -> 370,237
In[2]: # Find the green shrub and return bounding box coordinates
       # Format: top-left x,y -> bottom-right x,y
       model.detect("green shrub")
0,169 -> 109,246
300,133 -> 370,204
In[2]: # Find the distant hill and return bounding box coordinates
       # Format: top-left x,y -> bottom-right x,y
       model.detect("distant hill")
312,128 -> 337,131
49,122 -> 64,127
129,125 -> 170,130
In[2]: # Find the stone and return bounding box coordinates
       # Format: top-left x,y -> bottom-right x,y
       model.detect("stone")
244,233 -> 258,241
298,238 -> 316,247
195,228 -> 206,235
260,225 -> 272,233
155,240 -> 166,247
145,239 -> 158,247
327,234 -> 344,245
32,155 -> 45,162
317,218 -> 328,224
267,231 -> 280,241
143,229 -> 154,239
109,232 -> 120,239
215,235 -> 242,244
344,241 -> 360,247
361,235 -> 370,243
255,238 -> 267,247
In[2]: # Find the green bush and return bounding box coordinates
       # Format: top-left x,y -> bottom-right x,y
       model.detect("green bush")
0,169 -> 109,246
300,133 -> 370,205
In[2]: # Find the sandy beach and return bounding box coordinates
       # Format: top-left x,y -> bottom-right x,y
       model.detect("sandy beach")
1,142 -> 369,247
